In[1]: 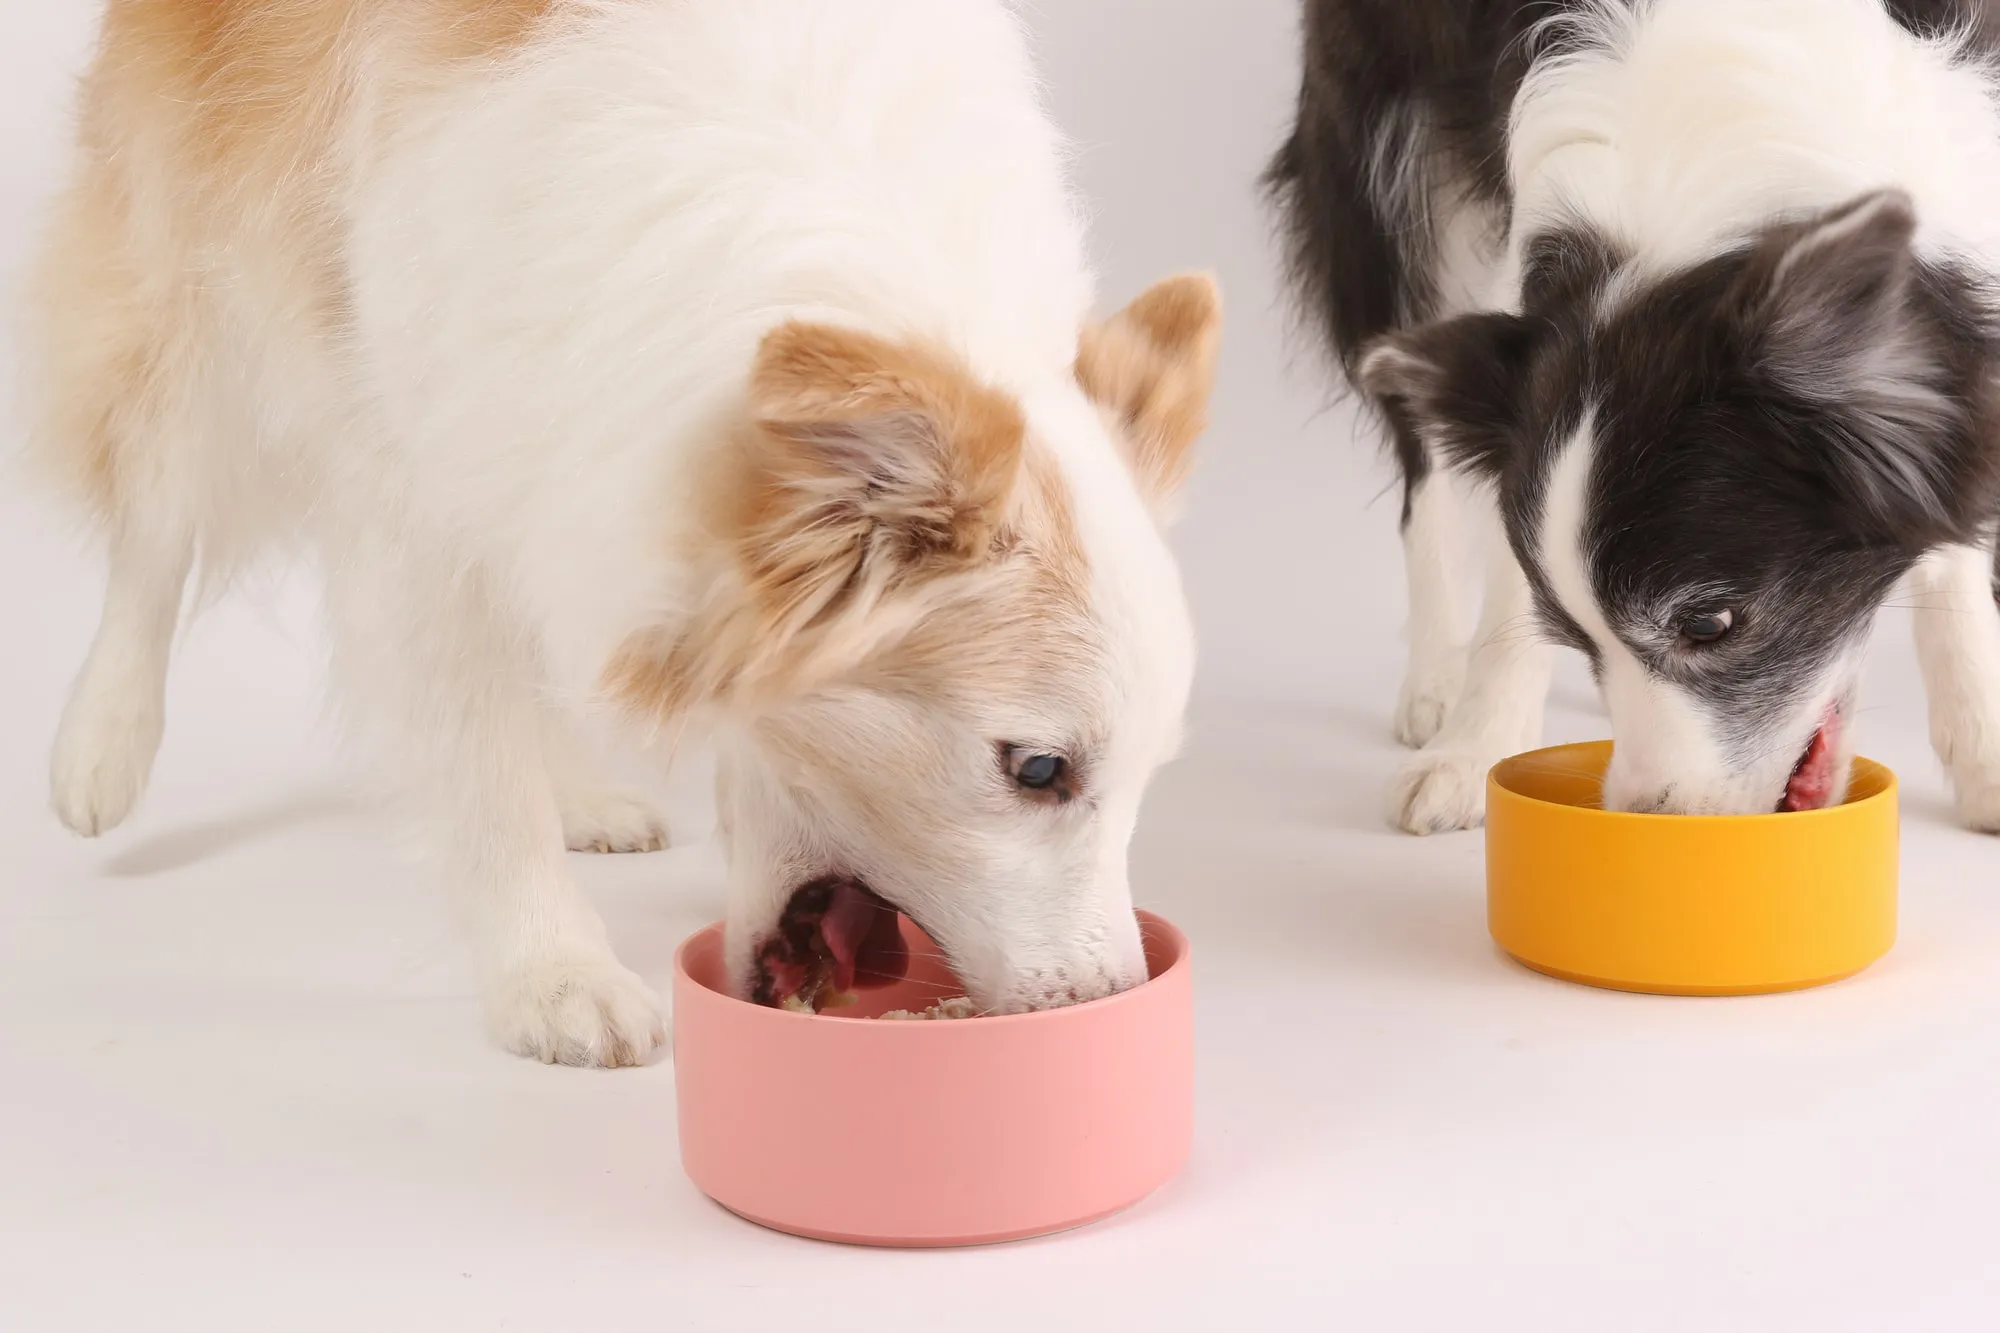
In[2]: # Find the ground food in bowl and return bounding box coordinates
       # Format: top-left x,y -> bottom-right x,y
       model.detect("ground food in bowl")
775,990 -> 976,1019
780,990 -> 855,1014
877,997 -> 980,1021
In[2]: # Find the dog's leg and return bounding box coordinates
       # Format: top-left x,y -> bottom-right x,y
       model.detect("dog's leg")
329,547 -> 664,1066
1394,470 -> 1467,747
1913,542 -> 2000,832
50,521 -> 194,837
543,712 -> 669,854
1389,495 -> 1548,834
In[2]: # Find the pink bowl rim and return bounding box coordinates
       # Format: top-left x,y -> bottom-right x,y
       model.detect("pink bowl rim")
672,908 -> 1189,1029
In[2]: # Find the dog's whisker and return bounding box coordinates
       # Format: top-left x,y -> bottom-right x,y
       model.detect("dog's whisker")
850,971 -> 970,994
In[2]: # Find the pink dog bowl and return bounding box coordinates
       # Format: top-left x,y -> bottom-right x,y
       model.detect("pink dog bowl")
672,910 -> 1192,1247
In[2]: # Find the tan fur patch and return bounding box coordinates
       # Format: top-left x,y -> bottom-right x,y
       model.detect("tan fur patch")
747,321 -> 1026,562
606,325 -> 1044,724
44,1 -> 1101,739
1016,447 -> 1092,606
92,1 -> 558,186
888,477 -> 1099,708
1075,272 -> 1223,514
29,1 -> 563,520
27,167 -> 149,517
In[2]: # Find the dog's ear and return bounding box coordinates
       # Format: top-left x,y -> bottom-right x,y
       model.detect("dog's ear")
1745,188 -> 1973,538
1076,272 -> 1222,522
1755,188 -> 1920,386
604,322 -> 1024,722
1356,312 -> 1540,480
741,319 -> 1024,569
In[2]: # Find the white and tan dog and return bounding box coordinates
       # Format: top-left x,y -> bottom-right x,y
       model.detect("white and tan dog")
30,0 -> 1219,1065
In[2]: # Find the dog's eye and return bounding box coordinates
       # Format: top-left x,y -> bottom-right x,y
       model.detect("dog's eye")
1003,747 -> 1071,800
1013,752 -> 1065,789
1679,609 -> 1735,644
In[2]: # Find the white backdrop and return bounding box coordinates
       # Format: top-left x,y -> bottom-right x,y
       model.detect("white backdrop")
4,3 -> 1999,1330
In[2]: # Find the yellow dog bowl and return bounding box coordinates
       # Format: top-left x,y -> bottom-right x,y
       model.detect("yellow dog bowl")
1486,741 -> 1898,995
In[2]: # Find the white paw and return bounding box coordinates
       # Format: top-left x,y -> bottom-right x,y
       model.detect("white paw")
49,675 -> 164,838
559,786 -> 668,854
1948,758 -> 2000,834
1928,699 -> 2000,833
1389,747 -> 1495,835
487,955 -> 667,1067
1393,660 -> 1464,749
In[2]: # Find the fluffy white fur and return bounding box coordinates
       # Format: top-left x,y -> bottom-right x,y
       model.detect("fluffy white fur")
1915,543 -> 2000,829
37,0 -> 1207,1063
345,1 -> 1098,697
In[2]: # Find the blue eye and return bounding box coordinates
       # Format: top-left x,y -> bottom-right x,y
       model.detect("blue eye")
1680,609 -> 1735,644
1013,753 -> 1065,790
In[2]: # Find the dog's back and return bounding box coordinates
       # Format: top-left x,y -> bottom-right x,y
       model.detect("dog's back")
27,4 -> 543,566
29,0 -> 1104,792
29,0 -> 1093,602
1267,0 -> 2000,386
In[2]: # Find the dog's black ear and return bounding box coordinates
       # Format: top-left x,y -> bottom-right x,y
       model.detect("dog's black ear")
1356,312 -> 1540,480
1747,189 -> 1975,539
1756,188 -> 1919,384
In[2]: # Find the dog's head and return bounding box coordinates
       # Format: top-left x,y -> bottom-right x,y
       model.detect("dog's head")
1362,190 -> 2000,814
609,275 -> 1218,1011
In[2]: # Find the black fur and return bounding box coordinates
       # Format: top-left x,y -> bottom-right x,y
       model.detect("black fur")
1273,0 -> 2000,778
1266,0 -> 2000,524
1363,193 -> 2000,749
1264,1 -> 1569,516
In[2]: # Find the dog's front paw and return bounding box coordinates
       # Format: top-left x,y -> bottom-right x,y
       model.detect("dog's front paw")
1389,747 -> 1494,835
1949,760 -> 2000,834
1393,661 -> 1464,749
487,956 -> 667,1067
1927,700 -> 2000,833
50,676 -> 164,837
559,786 -> 668,854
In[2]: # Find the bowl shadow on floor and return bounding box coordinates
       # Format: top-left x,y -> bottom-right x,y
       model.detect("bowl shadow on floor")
105,789 -> 361,877
1167,691 -> 1408,830
1139,691 -> 1502,987
1898,784 -> 1969,832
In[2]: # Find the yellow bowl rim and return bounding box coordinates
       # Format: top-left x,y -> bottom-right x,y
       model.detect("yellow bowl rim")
1487,741 -> 1898,828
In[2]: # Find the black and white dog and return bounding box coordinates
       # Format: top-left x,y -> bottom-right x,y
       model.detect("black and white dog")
1269,0 -> 2000,831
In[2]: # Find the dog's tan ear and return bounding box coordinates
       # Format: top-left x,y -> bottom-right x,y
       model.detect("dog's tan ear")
605,322 -> 1024,723
744,320 -> 1024,568
1076,272 -> 1221,520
